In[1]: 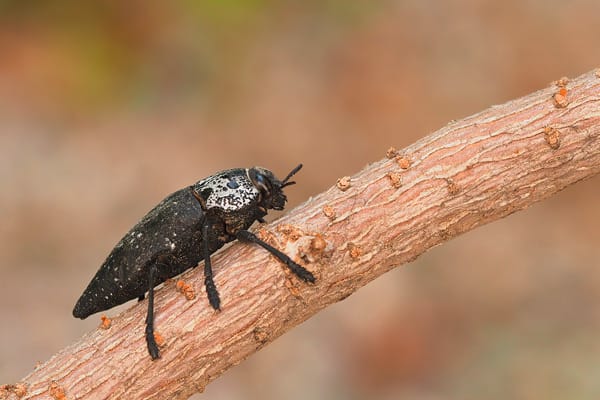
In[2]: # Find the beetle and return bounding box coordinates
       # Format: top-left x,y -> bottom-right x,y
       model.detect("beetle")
73,164 -> 313,359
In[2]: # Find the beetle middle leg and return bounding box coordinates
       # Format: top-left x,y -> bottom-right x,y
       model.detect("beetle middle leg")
202,222 -> 221,310
236,230 -> 315,283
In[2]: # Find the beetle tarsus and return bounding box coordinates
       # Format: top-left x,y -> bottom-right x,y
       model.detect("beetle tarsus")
145,265 -> 161,360
236,230 -> 315,283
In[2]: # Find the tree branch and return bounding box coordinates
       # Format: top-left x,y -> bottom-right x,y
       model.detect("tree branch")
4,69 -> 600,400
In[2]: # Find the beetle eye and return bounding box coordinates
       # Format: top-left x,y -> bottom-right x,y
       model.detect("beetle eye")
254,173 -> 270,193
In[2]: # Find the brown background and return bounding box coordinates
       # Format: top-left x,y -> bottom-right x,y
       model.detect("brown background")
1,1 -> 599,399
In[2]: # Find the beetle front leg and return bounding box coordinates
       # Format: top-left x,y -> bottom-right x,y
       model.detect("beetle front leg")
145,264 -> 160,360
202,222 -> 221,310
236,230 -> 315,283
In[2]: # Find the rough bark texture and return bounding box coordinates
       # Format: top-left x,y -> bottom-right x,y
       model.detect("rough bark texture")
3,69 -> 600,400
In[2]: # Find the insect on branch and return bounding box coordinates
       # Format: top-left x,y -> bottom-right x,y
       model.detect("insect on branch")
4,69 -> 600,400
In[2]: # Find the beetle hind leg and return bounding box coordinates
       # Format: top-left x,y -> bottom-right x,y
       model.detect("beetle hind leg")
236,230 -> 315,283
145,264 -> 160,360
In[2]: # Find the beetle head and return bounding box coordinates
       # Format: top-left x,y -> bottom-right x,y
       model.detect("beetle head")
248,164 -> 302,211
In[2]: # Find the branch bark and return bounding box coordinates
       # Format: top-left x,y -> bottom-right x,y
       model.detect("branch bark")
4,69 -> 600,400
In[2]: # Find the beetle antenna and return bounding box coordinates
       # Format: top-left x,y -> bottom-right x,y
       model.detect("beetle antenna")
281,164 -> 303,188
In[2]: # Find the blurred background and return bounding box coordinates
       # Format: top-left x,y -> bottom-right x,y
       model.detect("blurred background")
1,1 -> 600,399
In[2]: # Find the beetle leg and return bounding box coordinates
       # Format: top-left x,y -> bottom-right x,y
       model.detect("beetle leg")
202,222 -> 221,310
145,264 -> 160,360
236,230 -> 315,283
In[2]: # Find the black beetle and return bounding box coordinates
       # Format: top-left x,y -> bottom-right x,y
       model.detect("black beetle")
73,164 -> 313,359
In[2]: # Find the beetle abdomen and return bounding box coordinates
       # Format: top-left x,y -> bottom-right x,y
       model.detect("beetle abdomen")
73,188 -> 207,319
